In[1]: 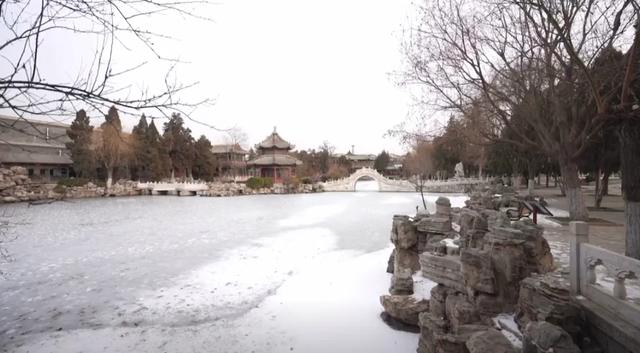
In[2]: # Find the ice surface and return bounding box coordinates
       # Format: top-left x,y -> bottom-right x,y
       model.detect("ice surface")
0,192 -> 468,352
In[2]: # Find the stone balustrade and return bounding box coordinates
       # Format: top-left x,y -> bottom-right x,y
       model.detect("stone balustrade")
137,181 -> 209,195
569,221 -> 640,330
321,167 -> 487,192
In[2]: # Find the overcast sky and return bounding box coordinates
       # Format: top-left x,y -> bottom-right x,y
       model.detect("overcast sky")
17,0 -> 418,154
198,0 -> 415,154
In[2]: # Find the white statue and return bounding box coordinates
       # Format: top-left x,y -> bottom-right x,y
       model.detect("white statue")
454,162 -> 465,178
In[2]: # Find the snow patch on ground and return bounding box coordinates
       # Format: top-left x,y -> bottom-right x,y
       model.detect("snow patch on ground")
135,228 -> 337,325
279,204 -> 348,228
493,313 -> 523,350
6,246 -> 419,353
381,196 -> 414,205
412,273 -> 437,301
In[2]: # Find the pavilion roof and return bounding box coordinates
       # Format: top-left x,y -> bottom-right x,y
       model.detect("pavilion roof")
256,129 -> 294,150
247,154 -> 302,166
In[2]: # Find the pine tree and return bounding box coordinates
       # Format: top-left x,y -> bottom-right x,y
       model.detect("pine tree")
374,150 -> 390,173
193,135 -> 217,181
147,119 -> 171,180
131,115 -> 151,181
66,110 -> 95,178
162,113 -> 195,179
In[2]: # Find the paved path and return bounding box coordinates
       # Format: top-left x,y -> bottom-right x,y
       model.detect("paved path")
529,180 -> 639,306
534,180 -> 626,256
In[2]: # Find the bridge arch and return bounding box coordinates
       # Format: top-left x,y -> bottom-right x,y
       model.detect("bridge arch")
350,168 -> 386,191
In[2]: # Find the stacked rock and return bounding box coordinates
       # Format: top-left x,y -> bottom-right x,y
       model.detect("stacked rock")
389,214 -> 419,294
417,203 -> 558,353
379,188 -> 575,353
381,197 -> 460,332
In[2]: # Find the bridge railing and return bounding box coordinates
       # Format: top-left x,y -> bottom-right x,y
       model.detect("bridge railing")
320,168 -> 487,186
569,221 -> 640,329
137,180 -> 209,191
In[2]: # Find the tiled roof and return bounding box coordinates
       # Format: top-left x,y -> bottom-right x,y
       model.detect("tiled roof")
256,131 -> 293,149
247,154 -> 302,166
211,144 -> 248,154
345,153 -> 376,161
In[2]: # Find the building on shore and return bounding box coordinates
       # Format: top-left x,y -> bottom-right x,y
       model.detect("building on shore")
0,115 -> 73,181
247,128 -> 302,183
211,143 -> 249,180
344,152 -> 376,171
384,153 -> 406,179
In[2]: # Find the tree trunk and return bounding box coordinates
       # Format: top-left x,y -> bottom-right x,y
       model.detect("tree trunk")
419,178 -> 427,210
528,162 -> 535,195
602,173 -> 609,196
560,162 -> 589,221
545,173 -> 549,188
620,119 -> 640,259
106,168 -> 114,189
594,167 -> 602,209
626,201 -> 640,259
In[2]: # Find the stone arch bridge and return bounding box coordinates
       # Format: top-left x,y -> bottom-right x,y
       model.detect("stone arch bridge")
320,167 -> 485,192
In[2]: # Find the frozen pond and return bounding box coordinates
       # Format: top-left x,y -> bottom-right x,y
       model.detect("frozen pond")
0,192 -> 467,353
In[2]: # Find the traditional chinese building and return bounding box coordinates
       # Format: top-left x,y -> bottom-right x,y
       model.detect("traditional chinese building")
211,143 -> 248,180
344,151 -> 376,172
0,115 -> 73,181
247,128 -> 302,182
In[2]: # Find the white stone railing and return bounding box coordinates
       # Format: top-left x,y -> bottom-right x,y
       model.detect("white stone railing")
569,221 -> 640,328
137,181 -> 209,192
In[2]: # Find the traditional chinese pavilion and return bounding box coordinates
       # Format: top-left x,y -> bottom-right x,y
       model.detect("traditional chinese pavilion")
248,128 -> 302,182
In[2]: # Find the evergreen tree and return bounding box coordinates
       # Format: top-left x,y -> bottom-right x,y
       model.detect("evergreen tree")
147,119 -> 171,180
66,109 -> 95,178
374,150 -> 391,173
130,115 -> 151,181
162,113 -> 195,179
192,135 -> 217,181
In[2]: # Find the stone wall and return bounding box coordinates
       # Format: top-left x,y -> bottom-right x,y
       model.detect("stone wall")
379,187 -> 589,353
0,167 -> 318,203
201,182 -> 315,197
0,167 -> 138,203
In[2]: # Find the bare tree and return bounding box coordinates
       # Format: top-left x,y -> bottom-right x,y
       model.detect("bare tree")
0,0 -> 212,132
93,106 -> 130,188
225,127 -> 249,148
404,141 -> 436,210
402,0 -> 637,222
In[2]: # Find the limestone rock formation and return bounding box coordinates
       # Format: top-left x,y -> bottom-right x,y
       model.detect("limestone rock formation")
380,294 -> 429,327
391,215 -> 418,249
523,321 -> 581,353
409,190 -> 557,353
386,248 -> 395,274
466,329 -> 518,353
515,273 -> 582,341
380,189 -> 565,352
390,269 -> 413,295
